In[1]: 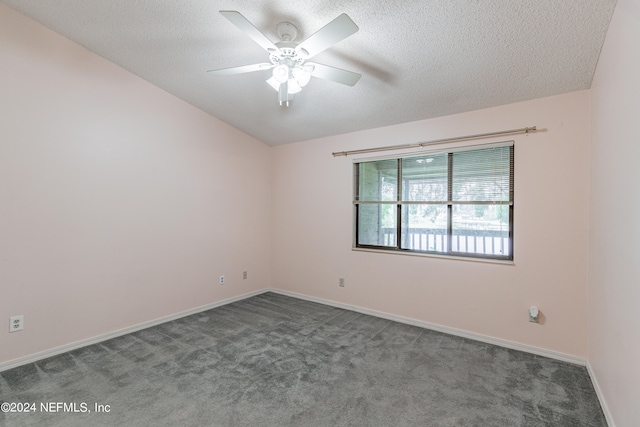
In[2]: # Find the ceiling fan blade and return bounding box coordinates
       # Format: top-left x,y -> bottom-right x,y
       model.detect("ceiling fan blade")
208,63 -> 273,76
296,14 -> 359,59
219,11 -> 280,54
307,62 -> 362,86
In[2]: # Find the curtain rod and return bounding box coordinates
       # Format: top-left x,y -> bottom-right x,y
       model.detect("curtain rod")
332,126 -> 537,157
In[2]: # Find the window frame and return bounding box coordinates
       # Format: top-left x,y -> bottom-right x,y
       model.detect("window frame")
353,142 -> 514,261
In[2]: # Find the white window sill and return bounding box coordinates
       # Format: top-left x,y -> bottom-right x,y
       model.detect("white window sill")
352,247 -> 515,265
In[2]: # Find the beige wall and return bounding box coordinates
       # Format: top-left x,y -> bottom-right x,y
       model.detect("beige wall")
0,4 -> 272,364
272,90 -> 591,358
589,0 -> 640,424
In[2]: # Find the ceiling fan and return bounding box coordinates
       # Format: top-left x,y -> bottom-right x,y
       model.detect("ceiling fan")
208,11 -> 361,107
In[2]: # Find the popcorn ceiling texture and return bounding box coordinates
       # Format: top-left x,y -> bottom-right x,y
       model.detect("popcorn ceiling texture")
0,0 -> 616,145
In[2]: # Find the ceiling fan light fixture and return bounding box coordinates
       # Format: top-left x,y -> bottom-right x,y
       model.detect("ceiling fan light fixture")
292,66 -> 311,87
288,78 -> 302,94
272,64 -> 290,84
268,76 -> 301,96
266,77 -> 280,91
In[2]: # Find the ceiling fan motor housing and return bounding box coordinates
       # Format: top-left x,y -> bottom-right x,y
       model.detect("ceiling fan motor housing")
270,45 -> 306,67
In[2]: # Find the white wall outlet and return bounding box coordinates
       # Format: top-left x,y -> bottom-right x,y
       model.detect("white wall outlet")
529,306 -> 540,323
243,271 -> 247,280
10,315 -> 24,332
339,278 -> 345,287
219,275 -> 225,285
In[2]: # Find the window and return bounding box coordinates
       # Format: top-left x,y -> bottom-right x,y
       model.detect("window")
354,143 -> 514,260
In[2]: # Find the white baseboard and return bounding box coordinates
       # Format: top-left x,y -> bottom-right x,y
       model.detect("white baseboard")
292,285 -> 617,422
3,287 -> 612,423
268,288 -> 587,366
1,286 -> 588,374
0,289 -> 269,372
586,361 -> 616,427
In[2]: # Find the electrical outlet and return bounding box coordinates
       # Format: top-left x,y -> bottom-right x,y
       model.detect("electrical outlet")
339,278 -> 345,287
219,275 -> 225,285
529,306 -> 540,323
243,271 -> 247,280
10,315 -> 24,333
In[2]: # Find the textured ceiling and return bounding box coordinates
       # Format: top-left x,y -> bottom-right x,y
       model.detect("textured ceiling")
2,0 -> 616,145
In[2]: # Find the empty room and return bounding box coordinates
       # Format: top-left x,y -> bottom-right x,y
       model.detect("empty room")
1,0 -> 638,426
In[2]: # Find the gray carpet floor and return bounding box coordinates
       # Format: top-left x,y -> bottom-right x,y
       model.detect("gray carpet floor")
1,292 -> 607,426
